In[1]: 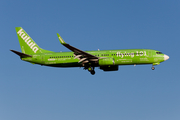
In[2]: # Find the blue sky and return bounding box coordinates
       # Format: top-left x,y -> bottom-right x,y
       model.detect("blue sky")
0,0 -> 180,120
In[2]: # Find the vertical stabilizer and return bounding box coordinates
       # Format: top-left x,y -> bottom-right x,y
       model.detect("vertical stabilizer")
15,27 -> 52,54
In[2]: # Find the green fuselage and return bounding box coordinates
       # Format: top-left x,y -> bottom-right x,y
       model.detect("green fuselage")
12,27 -> 169,74
22,49 -> 165,67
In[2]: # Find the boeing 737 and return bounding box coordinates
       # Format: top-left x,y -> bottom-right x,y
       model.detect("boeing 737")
11,27 -> 169,75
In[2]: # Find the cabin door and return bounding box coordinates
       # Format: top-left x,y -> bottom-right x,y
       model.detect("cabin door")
148,51 -> 152,58
41,55 -> 45,63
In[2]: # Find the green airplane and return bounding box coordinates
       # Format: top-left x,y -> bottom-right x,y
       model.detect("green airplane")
11,27 -> 169,75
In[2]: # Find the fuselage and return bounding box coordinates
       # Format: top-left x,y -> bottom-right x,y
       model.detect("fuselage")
21,49 -> 168,67
12,27 -> 170,75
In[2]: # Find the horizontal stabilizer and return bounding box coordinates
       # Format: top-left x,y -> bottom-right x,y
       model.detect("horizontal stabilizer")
10,50 -> 32,57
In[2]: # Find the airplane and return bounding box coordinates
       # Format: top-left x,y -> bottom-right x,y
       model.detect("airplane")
11,27 -> 169,75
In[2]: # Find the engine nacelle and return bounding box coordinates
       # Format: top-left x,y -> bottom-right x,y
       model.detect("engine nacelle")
99,58 -> 118,71
100,65 -> 119,71
98,58 -> 115,66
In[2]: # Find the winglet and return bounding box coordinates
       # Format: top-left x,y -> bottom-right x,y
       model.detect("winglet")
57,33 -> 66,44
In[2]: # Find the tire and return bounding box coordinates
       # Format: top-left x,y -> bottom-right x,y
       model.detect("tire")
91,70 -> 95,75
152,67 -> 155,70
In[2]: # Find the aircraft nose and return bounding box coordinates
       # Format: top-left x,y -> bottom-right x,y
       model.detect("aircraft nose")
164,54 -> 169,61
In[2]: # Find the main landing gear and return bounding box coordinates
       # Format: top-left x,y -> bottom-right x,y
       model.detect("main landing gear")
87,66 -> 95,75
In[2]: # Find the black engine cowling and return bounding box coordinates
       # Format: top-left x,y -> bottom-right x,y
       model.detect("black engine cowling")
100,65 -> 118,71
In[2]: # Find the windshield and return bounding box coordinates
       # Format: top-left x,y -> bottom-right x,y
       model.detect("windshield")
156,52 -> 163,54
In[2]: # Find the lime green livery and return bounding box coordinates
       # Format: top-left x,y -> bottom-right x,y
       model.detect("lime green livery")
11,27 -> 169,75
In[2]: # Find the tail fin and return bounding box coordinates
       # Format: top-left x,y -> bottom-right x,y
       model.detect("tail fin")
15,27 -> 52,54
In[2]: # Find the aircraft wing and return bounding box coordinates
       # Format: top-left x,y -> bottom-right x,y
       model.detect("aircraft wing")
57,33 -> 99,63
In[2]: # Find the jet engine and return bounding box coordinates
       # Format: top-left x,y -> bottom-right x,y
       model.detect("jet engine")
99,58 -> 118,71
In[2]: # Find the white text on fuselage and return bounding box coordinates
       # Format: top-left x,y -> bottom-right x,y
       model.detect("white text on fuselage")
116,51 -> 147,58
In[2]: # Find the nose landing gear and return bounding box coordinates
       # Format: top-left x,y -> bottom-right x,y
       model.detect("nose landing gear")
151,66 -> 155,70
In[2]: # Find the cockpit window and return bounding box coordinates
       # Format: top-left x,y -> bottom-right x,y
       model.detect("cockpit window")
156,52 -> 163,54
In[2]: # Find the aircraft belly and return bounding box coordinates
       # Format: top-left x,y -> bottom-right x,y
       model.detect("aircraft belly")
45,62 -> 81,67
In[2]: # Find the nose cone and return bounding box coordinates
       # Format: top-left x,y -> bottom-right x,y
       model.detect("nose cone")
164,54 -> 169,61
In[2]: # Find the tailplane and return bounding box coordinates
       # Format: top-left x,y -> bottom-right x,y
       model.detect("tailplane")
15,27 -> 52,54
10,50 -> 32,57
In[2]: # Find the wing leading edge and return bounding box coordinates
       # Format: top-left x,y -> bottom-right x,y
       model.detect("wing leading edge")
57,33 -> 99,64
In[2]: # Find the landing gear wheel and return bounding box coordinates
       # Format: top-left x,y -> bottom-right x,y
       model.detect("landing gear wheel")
152,66 -> 155,70
91,70 -> 95,75
87,66 -> 95,75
